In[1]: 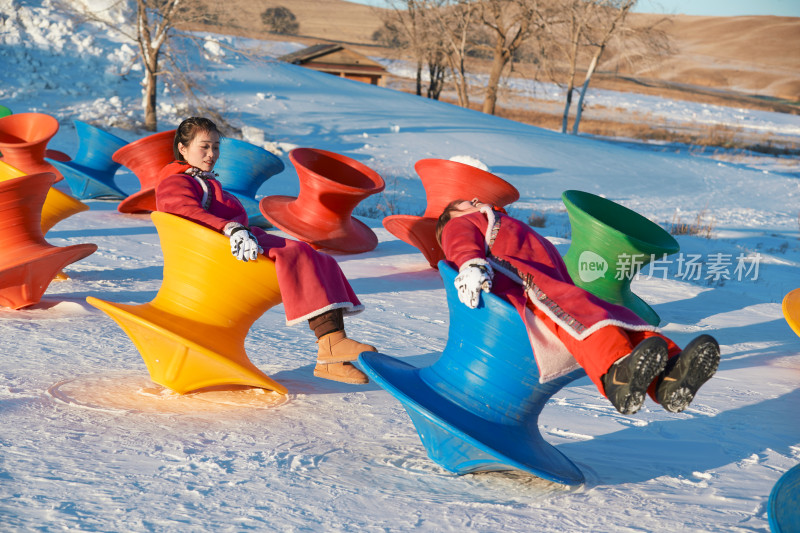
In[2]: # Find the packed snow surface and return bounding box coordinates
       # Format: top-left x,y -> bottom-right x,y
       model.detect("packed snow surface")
1,0 -> 799,530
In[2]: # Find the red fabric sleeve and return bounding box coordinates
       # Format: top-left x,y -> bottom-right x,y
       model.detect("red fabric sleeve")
155,173 -> 231,233
440,212 -> 487,269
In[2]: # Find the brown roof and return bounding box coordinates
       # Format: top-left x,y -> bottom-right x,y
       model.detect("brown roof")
279,43 -> 387,72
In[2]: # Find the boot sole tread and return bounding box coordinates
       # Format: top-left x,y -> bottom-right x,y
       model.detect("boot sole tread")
612,339 -> 669,415
660,339 -> 720,413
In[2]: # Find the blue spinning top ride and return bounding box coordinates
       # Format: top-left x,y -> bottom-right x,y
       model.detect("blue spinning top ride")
359,261 -> 586,486
47,120 -> 129,199
214,137 -> 284,228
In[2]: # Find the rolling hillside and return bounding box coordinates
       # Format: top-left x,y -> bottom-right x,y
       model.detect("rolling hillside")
183,0 -> 800,105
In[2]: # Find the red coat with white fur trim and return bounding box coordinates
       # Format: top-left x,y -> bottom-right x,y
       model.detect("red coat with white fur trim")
155,162 -> 364,325
440,210 -> 654,341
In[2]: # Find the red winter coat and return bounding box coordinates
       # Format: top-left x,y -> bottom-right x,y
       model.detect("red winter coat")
441,210 -> 654,336
441,210 -> 664,385
155,162 -> 363,325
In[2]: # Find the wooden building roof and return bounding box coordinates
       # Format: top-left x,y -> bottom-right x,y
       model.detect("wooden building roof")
279,44 -> 387,80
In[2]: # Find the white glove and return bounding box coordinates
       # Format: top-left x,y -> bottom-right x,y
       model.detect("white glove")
454,261 -> 493,309
224,223 -> 263,262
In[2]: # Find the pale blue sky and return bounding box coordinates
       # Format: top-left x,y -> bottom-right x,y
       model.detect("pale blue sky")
635,0 -> 800,16
347,0 -> 800,17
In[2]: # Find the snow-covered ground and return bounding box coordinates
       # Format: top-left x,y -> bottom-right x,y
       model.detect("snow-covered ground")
1,0 -> 799,531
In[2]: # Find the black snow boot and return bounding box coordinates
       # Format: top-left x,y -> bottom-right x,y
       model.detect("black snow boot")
602,337 -> 669,415
656,334 -> 720,413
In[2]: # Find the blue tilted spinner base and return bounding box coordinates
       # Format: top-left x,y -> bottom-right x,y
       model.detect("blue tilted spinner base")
359,261 -> 586,486
769,463 -> 800,533
214,138 -> 284,228
47,120 -> 128,199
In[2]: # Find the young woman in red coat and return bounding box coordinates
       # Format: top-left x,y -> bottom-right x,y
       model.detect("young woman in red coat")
436,198 -> 720,415
155,117 -> 375,384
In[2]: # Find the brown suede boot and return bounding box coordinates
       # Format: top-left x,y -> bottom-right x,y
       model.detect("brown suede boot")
316,330 -> 376,364
314,362 -> 369,384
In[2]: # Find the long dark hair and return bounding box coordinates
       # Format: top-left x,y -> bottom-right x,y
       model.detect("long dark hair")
435,199 -> 469,246
173,117 -> 222,161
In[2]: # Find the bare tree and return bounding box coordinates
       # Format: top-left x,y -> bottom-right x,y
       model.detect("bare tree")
425,46 -> 448,99
572,11 -> 673,133
534,0 -> 670,134
554,0 -> 633,133
59,0 -> 222,131
134,0 -> 181,131
477,0 -> 541,115
375,0 -> 481,107
376,0 -> 450,100
375,0 -> 425,96
426,0 -> 479,107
